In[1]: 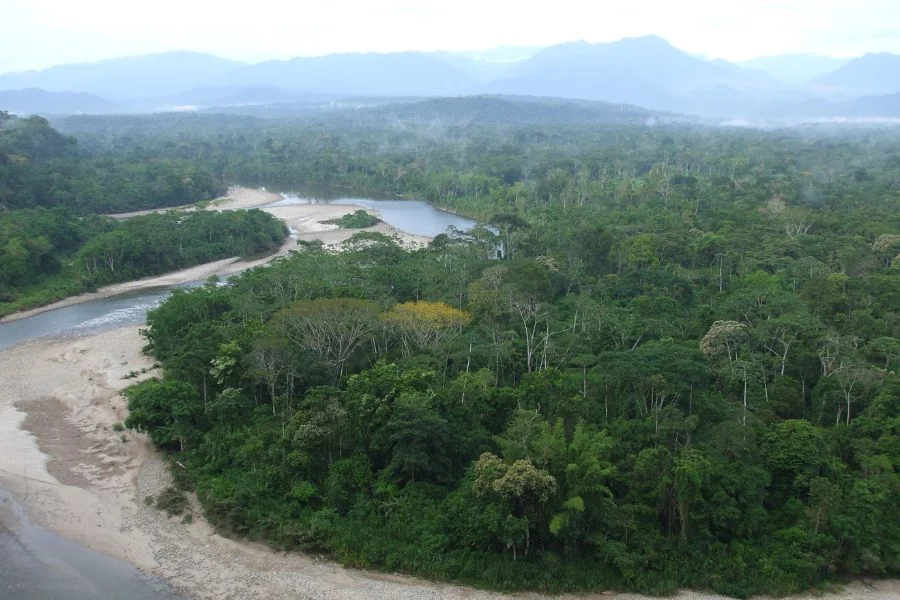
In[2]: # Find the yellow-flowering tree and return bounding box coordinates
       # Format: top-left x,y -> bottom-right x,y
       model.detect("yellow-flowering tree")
385,300 -> 472,356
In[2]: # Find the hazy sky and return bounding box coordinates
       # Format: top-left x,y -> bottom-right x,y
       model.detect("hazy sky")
2,0 -> 899,72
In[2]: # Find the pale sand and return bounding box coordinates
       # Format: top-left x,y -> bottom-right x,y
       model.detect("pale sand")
0,326 -> 896,600
106,186 -> 280,219
1,187 -> 427,324
267,202 -> 431,249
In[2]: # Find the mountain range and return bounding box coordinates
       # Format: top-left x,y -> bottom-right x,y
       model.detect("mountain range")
0,53 -> 246,100
739,54 -> 848,85
1,38 -> 899,121
0,88 -> 121,115
812,53 -> 900,96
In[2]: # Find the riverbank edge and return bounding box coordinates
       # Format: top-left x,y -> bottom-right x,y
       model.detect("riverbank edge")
0,187 -> 284,324
0,187 -> 451,325
1,326 -> 898,600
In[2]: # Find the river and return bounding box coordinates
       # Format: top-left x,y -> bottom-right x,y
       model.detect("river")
268,191 -> 477,237
0,193 -> 476,599
0,193 -> 476,351
0,490 -> 185,600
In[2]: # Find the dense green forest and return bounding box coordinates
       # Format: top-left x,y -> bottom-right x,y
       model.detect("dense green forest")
0,112 -> 286,316
2,111 -> 223,213
109,109 -> 900,597
0,208 -> 287,316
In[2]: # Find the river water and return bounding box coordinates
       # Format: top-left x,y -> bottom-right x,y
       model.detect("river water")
0,194 -> 476,351
0,194 -> 476,599
0,491 -> 185,600
0,286 -> 181,352
267,191 -> 476,237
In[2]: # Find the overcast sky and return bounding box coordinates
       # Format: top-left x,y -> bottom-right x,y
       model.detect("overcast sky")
2,0 -> 899,73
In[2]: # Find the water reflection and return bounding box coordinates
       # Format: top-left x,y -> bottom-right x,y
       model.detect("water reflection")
266,191 -> 477,238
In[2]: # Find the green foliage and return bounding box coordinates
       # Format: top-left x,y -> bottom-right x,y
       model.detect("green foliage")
324,209 -> 380,229
0,112 -> 223,213
75,209 -> 286,285
78,112 -> 900,595
154,487 -> 190,516
124,378 -> 203,451
0,114 -> 285,316
0,208 -> 286,316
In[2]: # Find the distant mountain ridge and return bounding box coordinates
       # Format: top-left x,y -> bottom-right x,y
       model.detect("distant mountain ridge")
2,39 -> 900,120
813,53 -> 900,96
216,52 -> 477,97
0,52 -> 246,100
479,36 -> 782,115
0,88 -> 121,114
740,54 -> 848,85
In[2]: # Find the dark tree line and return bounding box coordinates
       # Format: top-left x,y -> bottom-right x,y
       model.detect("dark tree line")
0,208 -> 287,315
2,112 -> 223,213
0,111 -> 285,316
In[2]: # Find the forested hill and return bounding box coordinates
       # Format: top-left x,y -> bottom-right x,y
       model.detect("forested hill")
0,112 -> 286,317
0,111 -> 223,213
326,96 -> 670,127
115,115 -> 900,598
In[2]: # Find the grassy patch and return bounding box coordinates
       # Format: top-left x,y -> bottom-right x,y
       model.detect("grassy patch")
154,487 -> 190,516
324,210 -> 380,229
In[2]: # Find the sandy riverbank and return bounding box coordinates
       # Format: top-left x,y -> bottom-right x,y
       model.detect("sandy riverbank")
1,187 -> 428,324
267,202 -> 431,248
0,326 -> 897,600
106,186 -> 281,219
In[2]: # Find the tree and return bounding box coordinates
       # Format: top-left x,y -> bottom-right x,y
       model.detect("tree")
763,419 -> 827,501
248,332 -> 292,417
701,320 -> 748,365
865,337 -> 900,370
758,311 -> 820,376
625,233 -> 660,269
291,389 -> 350,473
384,300 -> 472,356
371,390 -> 452,484
124,379 -> 202,451
832,366 -> 880,426
817,336 -> 881,424
550,423 -> 616,551
489,212 -> 529,260
673,448 -> 711,542
702,320 -> 758,423
274,298 -> 382,380
472,452 -> 557,559
872,234 -> 900,268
